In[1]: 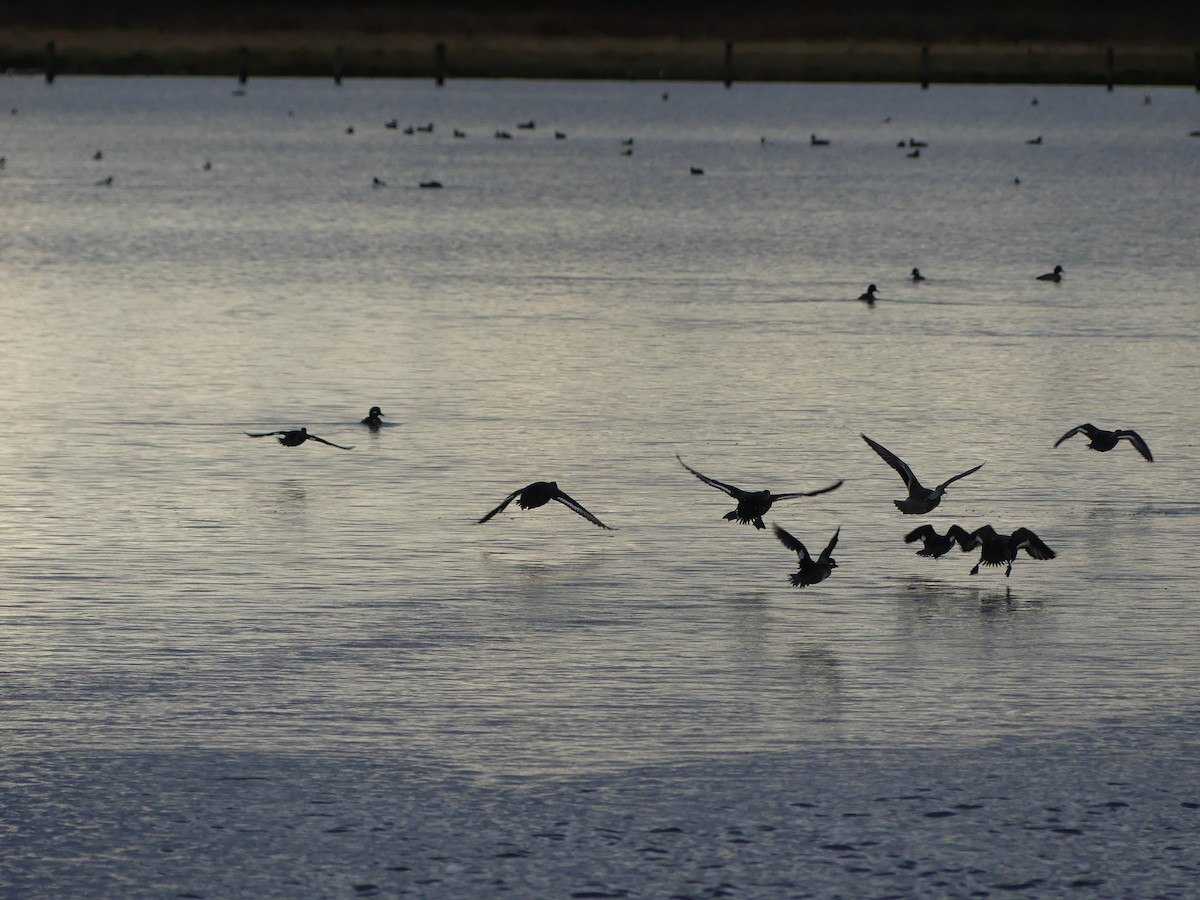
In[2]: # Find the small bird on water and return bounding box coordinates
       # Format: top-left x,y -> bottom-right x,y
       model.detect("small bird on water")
478,481 -> 613,529
1053,424 -> 1153,461
245,427 -> 353,449
361,407 -> 385,428
1037,265 -> 1064,282
773,524 -> 841,587
676,455 -> 843,530
858,283 -> 879,304
861,434 -> 984,515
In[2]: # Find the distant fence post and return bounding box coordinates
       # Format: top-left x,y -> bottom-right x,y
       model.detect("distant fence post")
435,42 -> 446,86
1106,47 -> 1115,91
45,40 -> 56,84
238,46 -> 248,85
334,45 -> 344,85
920,45 -> 930,89
723,41 -> 733,87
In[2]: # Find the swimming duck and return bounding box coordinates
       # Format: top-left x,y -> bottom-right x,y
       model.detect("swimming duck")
245,427 -> 353,450
906,148 -> 920,158
773,525 -> 840,587
1025,135 -> 1043,145
904,524 -> 971,558
959,526 -> 1055,577
384,119 -> 399,129
478,481 -> 613,529
1053,424 -> 1153,461
517,120 -> 535,129
361,407 -> 385,427
858,284 -> 879,304
419,180 -> 443,189
1036,265 -> 1064,282
861,434 -> 984,515
690,166 -> 705,175
911,268 -> 925,281
810,134 -> 830,146
554,131 -> 567,140
453,129 -> 466,138
95,175 -> 113,187
371,176 -> 387,187
676,455 -> 843,530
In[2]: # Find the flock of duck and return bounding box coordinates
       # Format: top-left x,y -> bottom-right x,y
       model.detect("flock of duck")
857,263 -> 1065,305
247,413 -> 1153,588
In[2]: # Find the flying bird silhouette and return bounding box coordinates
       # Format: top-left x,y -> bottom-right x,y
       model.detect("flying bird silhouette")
676,455 -> 843,530
478,481 -> 613,529
904,524 -> 972,558
1053,424 -> 1152,462
245,427 -> 353,449
861,435 -> 984,514
773,524 -> 840,587
959,526 -> 1056,577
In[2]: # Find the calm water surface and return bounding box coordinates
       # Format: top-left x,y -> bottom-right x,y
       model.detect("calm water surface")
1,76 -> 1198,777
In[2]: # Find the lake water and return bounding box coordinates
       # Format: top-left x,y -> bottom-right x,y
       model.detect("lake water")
1,74 -> 1198,793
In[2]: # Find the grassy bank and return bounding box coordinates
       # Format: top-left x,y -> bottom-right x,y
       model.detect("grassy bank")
2,29 -> 1197,85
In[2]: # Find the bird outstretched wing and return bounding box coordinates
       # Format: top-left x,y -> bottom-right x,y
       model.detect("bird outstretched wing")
1116,430 -> 1154,462
861,435 -> 918,490
478,488 -> 524,524
936,463 -> 984,491
771,480 -> 845,501
772,524 -> 811,561
306,433 -> 354,450
1011,528 -> 1055,560
552,490 -> 614,529
676,455 -> 744,498
817,527 -> 841,564
246,431 -> 286,438
1053,424 -> 1097,447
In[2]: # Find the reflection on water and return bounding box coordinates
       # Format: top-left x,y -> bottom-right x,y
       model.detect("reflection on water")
0,77 -> 1198,776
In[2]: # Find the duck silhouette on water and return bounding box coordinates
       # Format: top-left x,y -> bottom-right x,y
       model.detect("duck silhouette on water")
773,525 -> 840,587
861,434 -> 984,514
361,407 -> 385,428
478,481 -> 613,529
858,284 -> 879,304
245,427 -> 353,450
676,455 -> 843,530
959,526 -> 1056,577
905,524 -> 972,558
1054,424 -> 1153,461
1037,265 -> 1064,282
910,268 -> 925,281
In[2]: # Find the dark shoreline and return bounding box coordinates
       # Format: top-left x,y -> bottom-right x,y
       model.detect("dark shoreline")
3,31 -> 1198,86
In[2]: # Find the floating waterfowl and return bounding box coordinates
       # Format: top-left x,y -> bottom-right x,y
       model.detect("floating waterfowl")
385,119 -> 398,129
810,134 -> 830,146
773,525 -> 840,587
1037,265 -> 1064,282
554,131 -> 567,140
495,130 -> 512,140
906,148 -> 921,158
1053,424 -> 1153,461
908,138 -> 927,147
517,120 -> 535,129
1025,135 -> 1043,145
93,150 -> 103,160
371,176 -> 387,187
245,427 -> 353,450
690,166 -> 704,175
361,407 -> 385,428
959,526 -> 1055,577
911,268 -> 925,281
904,524 -> 971,558
416,123 -> 434,133
419,180 -> 443,189
858,284 -> 879,304
478,481 -> 613,529
453,129 -> 466,138
95,175 -> 113,186
676,455 -> 843,530
861,434 -> 984,515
